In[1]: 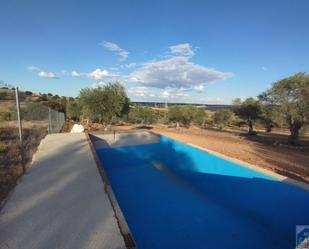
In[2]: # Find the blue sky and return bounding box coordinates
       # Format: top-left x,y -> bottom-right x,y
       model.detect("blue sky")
0,0 -> 308,104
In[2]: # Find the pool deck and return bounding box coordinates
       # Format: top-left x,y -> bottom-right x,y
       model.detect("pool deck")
0,133 -> 126,249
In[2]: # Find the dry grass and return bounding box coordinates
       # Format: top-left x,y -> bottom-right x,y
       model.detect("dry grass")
0,127 -> 47,203
0,89 -> 60,202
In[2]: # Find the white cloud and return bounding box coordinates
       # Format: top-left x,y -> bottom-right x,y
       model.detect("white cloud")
71,71 -> 81,77
128,86 -> 148,97
109,67 -> 119,71
175,92 -> 189,97
28,66 -> 58,79
261,66 -> 267,71
38,71 -> 58,79
194,84 -> 204,92
128,86 -> 159,99
129,56 -> 232,89
88,68 -> 116,80
161,90 -> 171,98
100,41 -> 129,61
28,66 -> 118,81
124,63 -> 137,68
160,89 -> 190,100
27,65 -> 39,72
169,43 -> 195,57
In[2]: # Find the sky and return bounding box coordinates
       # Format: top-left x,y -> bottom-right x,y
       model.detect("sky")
0,0 -> 308,104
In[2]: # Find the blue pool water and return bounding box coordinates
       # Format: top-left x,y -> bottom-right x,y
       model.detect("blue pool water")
96,135 -> 309,249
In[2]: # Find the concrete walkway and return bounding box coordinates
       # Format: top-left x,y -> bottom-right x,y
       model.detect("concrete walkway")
0,133 -> 126,249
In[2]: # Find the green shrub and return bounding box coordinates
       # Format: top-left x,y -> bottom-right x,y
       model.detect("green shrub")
0,92 -> 7,100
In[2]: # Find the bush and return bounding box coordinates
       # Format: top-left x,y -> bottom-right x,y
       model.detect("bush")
44,101 -> 65,112
0,112 -> 16,121
0,92 -> 7,100
66,100 -> 81,121
25,91 -> 33,96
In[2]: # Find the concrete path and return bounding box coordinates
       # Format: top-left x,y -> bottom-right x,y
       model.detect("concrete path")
0,133 -> 126,249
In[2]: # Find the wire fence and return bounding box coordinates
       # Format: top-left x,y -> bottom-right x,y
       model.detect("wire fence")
0,83 -> 65,201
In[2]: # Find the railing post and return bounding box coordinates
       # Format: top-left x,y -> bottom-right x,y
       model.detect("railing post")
15,87 -> 26,174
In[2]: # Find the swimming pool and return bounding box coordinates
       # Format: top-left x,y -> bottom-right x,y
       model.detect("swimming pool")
94,132 -> 309,249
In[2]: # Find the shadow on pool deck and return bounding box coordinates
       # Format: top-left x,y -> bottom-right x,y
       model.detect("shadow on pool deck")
94,134 -> 309,249
0,134 -> 126,249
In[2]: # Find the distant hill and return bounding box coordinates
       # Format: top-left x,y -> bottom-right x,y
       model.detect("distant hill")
0,87 -> 68,113
1,87 -> 234,114
0,88 -> 37,112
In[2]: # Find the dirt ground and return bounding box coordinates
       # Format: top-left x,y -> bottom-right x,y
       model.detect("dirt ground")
111,124 -> 309,183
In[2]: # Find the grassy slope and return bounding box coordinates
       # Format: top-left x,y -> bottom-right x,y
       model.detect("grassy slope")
0,89 -> 48,203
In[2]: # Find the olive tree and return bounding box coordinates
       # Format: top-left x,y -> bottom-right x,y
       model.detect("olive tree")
66,99 -> 81,121
192,108 -> 208,126
257,95 -> 281,133
260,106 -> 277,132
168,105 -> 207,128
233,98 -> 263,134
213,109 -> 233,129
260,73 -> 309,145
78,82 -> 130,124
168,106 -> 188,128
129,106 -> 158,124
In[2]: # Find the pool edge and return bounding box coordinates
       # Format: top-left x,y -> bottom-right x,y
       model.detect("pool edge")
148,130 -> 309,192
85,132 -> 138,249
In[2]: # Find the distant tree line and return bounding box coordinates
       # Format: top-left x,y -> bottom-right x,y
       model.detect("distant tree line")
57,73 -> 309,145
35,93 -> 67,112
